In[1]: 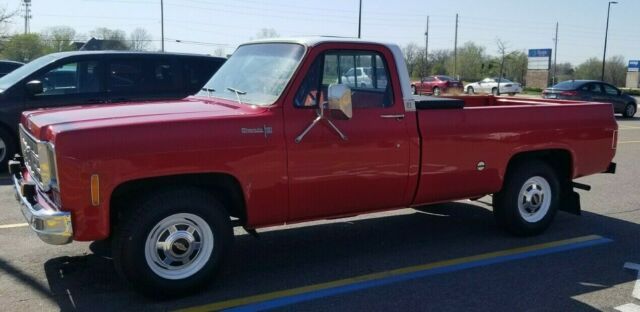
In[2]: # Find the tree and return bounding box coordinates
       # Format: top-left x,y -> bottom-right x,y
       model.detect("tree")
1,33 -> 48,62
41,26 -> 76,52
0,6 -> 17,37
603,55 -> 626,87
428,49 -> 453,77
129,28 -> 152,51
574,58 -> 602,81
253,28 -> 279,40
89,27 -> 129,50
455,42 -> 486,81
213,47 -> 226,57
402,42 -> 419,78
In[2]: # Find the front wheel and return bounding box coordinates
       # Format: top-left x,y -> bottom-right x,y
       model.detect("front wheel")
467,86 -> 474,94
0,127 -> 16,172
493,160 -> 560,236
623,103 -> 637,118
112,188 -> 233,297
411,85 -> 417,95
433,87 -> 441,96
492,88 -> 499,96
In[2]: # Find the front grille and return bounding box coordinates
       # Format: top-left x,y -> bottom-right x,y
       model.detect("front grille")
19,125 -> 42,185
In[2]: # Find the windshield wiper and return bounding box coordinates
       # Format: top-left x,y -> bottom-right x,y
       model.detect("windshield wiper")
201,87 -> 215,97
226,87 -> 247,105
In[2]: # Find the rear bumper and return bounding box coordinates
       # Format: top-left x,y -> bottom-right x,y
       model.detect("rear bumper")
8,160 -> 73,245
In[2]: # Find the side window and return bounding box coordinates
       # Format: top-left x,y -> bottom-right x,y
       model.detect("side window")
294,50 -> 393,109
108,60 -> 144,92
184,59 -> 221,94
147,59 -> 180,92
603,84 -> 618,96
36,61 -> 102,96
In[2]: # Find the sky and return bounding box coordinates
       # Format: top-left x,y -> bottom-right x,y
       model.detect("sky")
2,0 -> 639,65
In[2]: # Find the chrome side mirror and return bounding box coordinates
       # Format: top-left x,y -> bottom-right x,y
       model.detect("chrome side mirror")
327,84 -> 352,120
25,80 -> 43,95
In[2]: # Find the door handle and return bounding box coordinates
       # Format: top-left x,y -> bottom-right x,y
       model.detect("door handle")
380,114 -> 405,120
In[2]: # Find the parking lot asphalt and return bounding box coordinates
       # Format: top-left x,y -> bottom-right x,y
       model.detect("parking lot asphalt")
0,116 -> 639,312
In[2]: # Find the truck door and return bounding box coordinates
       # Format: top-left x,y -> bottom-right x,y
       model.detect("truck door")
283,45 -> 412,221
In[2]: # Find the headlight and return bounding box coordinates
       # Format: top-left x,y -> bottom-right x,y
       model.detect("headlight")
37,142 -> 58,191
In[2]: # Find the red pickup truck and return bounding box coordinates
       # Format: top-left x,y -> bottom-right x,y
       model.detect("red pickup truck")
10,37 -> 617,296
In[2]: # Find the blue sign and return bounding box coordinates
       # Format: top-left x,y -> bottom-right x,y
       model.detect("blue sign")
528,49 -> 552,58
629,60 -> 640,68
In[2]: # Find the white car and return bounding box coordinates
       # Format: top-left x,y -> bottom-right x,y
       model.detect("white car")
465,78 -> 523,96
341,67 -> 372,88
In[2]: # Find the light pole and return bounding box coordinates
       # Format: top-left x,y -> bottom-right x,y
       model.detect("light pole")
161,0 -> 165,52
601,1 -> 617,81
357,0 -> 362,38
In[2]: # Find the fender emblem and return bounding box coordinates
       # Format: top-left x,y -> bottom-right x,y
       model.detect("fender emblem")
241,125 -> 273,138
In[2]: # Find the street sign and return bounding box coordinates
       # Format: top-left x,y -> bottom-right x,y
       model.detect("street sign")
528,49 -> 552,70
628,60 -> 640,72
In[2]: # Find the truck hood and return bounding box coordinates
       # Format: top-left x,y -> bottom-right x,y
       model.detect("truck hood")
23,96 -> 257,140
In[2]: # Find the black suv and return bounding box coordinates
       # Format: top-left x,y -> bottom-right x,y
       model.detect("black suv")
0,51 -> 225,168
0,60 -> 24,78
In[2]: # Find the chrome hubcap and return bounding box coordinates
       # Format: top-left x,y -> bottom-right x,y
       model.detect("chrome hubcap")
517,176 -> 551,223
434,88 -> 440,96
627,105 -> 636,116
145,213 -> 214,280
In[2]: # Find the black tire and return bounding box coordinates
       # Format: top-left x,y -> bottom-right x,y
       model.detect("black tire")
0,127 -> 16,172
411,85 -> 417,95
623,103 -> 637,118
112,187 -> 233,297
433,87 -> 441,96
508,93 -> 516,96
467,86 -> 474,94
493,160 -> 560,236
491,88 -> 499,96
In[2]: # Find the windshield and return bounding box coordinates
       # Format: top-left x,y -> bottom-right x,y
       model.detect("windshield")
0,54 -> 59,91
198,43 -> 305,106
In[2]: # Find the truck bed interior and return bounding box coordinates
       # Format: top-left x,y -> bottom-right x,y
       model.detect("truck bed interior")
414,95 -> 599,110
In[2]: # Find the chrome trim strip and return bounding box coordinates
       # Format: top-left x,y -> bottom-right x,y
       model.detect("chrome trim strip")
12,172 -> 72,245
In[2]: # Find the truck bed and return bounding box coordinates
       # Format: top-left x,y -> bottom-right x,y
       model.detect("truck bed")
411,95 -> 617,206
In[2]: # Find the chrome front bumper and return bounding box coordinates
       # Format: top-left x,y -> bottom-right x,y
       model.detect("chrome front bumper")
9,160 -> 73,245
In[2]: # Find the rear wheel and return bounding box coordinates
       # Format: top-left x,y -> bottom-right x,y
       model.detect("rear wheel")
112,188 -> 233,297
623,103 -> 637,118
492,88 -> 499,96
411,85 -> 417,95
493,160 -> 560,236
433,87 -> 441,96
467,86 -> 474,94
0,128 -> 16,172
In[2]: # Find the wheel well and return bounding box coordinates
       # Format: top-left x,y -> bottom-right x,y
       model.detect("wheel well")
110,173 -> 247,231
505,149 -> 573,185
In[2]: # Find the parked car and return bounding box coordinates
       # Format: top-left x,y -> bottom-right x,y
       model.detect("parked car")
411,75 -> 463,96
465,77 -> 523,96
0,60 -> 24,78
10,37 -> 617,297
0,51 -> 225,169
543,80 -> 637,118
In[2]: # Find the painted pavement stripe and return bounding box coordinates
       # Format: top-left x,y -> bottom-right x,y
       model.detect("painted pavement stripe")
176,234 -> 612,312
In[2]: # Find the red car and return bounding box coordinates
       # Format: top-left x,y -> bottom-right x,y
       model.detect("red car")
10,38 -> 617,296
411,75 -> 463,96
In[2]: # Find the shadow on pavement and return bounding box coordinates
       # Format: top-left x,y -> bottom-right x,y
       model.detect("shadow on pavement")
25,201 -> 640,311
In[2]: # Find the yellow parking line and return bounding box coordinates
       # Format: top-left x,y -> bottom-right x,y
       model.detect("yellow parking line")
0,223 -> 28,229
175,234 -> 610,312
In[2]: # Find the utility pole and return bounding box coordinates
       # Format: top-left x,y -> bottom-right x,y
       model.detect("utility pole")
553,22 -> 558,85
601,1 -> 617,81
357,0 -> 362,38
22,0 -> 32,34
161,0 -> 165,52
453,13 -> 458,78
424,16 -> 429,78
